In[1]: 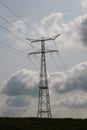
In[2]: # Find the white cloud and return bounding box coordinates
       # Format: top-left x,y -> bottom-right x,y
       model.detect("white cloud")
8,12 -> 87,51
32,12 -> 87,50
8,20 -> 32,49
10,20 -> 26,36
81,0 -> 87,10
33,13 -> 63,38
1,62 -> 87,117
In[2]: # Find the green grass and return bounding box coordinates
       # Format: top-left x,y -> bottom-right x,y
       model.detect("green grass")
0,118 -> 87,130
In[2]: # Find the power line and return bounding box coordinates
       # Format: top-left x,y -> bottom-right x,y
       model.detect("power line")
28,56 -> 38,70
0,15 -> 11,25
0,15 -> 39,51
0,1 -> 21,19
0,15 -> 40,62
0,24 -> 30,46
0,15 -> 27,37
50,53 -> 62,72
0,23 -> 66,73
0,41 -> 26,55
58,54 -> 67,72
55,51 -> 67,72
0,15 -> 34,42
0,0 -> 44,37
0,45 -> 26,57
53,40 -> 67,72
0,42 -> 39,70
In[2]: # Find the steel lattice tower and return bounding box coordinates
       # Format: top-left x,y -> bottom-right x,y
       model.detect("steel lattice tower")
37,38 -> 52,118
27,34 -> 60,118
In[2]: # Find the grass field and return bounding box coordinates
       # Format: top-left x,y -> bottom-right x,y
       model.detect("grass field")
0,118 -> 87,130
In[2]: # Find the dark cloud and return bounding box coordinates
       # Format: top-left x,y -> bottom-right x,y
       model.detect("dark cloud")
6,96 -> 31,107
2,69 -> 39,97
51,62 -> 87,94
79,15 -> 87,45
1,62 -> 87,117
2,62 -> 87,101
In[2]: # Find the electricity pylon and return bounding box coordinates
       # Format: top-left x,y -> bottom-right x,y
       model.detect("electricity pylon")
27,34 -> 60,118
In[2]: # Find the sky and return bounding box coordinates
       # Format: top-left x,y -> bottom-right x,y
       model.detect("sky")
0,0 -> 87,118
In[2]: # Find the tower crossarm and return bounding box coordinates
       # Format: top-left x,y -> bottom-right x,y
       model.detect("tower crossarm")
27,34 -> 60,43
28,49 -> 59,56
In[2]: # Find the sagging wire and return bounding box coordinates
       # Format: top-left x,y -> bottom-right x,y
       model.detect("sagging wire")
28,56 -> 38,70
53,40 -> 67,72
50,53 -> 62,72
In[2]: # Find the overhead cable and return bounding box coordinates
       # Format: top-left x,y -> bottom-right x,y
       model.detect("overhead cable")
0,24 -> 30,46
50,53 -> 62,72
0,41 -> 26,55
0,0 -> 44,37
0,45 -> 26,57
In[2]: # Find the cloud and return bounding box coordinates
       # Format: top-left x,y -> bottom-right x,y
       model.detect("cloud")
1,62 -> 87,117
6,96 -> 31,107
60,93 -> 87,109
33,13 -> 63,38
9,20 -> 31,49
1,69 -> 39,114
8,12 -> 87,51
49,62 -> 87,111
0,69 -> 39,117
39,13 -> 63,36
2,69 -> 39,97
80,0 -> 87,10
78,14 -> 87,45
51,62 -> 87,94
10,20 -> 26,36
33,12 -> 87,49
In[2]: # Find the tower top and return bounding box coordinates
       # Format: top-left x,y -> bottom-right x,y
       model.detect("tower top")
27,34 -> 60,43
